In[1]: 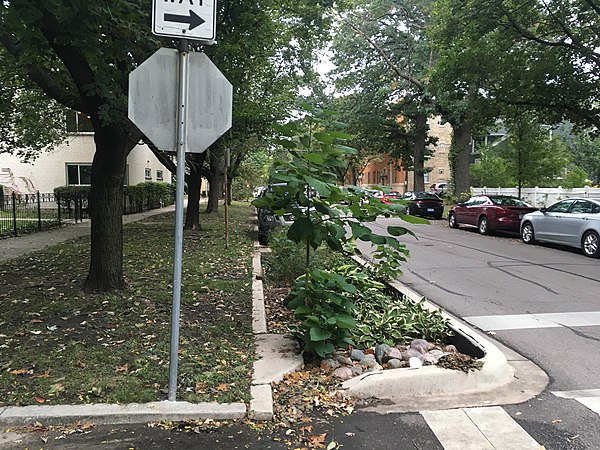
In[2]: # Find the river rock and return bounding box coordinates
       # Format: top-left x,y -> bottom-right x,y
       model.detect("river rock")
350,349 -> 366,361
409,356 -> 423,368
334,355 -> 353,366
387,359 -> 404,369
445,344 -> 458,353
401,348 -> 423,361
320,359 -> 339,371
332,366 -> 354,380
375,344 -> 391,364
384,347 -> 403,362
360,358 -> 380,369
410,339 -> 432,354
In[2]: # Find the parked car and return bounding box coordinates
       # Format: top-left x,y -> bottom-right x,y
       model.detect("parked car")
430,183 -> 448,196
520,197 -> 600,258
256,184 -> 295,245
448,195 -> 538,235
402,191 -> 444,219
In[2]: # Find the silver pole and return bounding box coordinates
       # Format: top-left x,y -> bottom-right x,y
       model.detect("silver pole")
168,38 -> 189,402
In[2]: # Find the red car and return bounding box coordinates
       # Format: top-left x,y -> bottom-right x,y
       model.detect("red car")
448,195 -> 538,235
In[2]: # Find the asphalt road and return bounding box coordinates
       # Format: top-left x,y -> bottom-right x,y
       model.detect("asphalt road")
364,217 -> 600,450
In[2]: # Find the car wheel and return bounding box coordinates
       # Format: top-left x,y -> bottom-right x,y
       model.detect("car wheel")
448,212 -> 459,228
582,230 -> 600,258
521,222 -> 536,244
478,216 -> 489,235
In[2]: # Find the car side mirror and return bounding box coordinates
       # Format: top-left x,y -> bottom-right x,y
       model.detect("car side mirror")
457,202 -> 464,207
540,207 -> 547,213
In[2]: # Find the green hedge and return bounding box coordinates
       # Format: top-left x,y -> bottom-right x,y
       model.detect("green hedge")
125,182 -> 175,212
54,182 -> 175,216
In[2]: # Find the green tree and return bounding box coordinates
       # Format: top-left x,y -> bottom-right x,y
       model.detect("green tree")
1,1 -> 157,292
469,145 -> 514,188
0,49 -> 66,161
568,133 -> 600,185
504,115 -> 570,196
331,0 -> 437,192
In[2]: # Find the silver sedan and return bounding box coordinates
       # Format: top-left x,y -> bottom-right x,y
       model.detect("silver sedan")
520,197 -> 600,258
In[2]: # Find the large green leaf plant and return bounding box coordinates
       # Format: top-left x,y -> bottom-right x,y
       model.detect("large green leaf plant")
254,107 -> 427,357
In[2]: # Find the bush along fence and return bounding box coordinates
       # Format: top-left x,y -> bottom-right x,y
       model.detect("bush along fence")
0,182 -> 175,238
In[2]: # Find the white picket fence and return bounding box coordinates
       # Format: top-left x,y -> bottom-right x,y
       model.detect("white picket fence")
471,186 -> 600,208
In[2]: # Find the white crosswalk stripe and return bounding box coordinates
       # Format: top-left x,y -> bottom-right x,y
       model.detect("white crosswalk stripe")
421,406 -> 541,450
552,389 -> 600,417
464,311 -> 600,331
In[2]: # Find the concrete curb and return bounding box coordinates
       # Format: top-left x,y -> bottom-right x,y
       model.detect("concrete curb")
248,241 -> 304,421
0,401 -> 246,426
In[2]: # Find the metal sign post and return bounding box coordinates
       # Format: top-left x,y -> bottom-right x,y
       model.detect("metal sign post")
128,0 -> 231,402
168,38 -> 190,402
224,148 -> 230,249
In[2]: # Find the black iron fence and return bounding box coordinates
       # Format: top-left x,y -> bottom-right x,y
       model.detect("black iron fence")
1,185 -> 174,238
0,191 -> 89,238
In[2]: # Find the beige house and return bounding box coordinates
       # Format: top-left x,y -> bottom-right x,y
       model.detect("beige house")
0,134 -> 172,195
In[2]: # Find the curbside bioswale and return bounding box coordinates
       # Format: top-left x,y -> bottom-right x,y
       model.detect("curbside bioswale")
249,247 -> 547,418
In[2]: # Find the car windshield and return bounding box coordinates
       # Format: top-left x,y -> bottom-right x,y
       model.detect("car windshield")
414,192 -> 440,200
489,196 -> 532,207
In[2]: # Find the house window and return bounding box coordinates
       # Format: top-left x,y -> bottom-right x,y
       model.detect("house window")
66,164 -> 92,185
65,110 -> 94,133
424,173 -> 430,183
156,170 -> 163,181
367,172 -> 371,184
145,168 -> 152,180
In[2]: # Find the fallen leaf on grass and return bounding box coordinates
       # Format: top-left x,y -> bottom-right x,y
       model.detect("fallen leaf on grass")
75,359 -> 86,369
35,396 -> 46,404
115,364 -> 129,373
216,383 -> 229,392
10,368 -> 32,376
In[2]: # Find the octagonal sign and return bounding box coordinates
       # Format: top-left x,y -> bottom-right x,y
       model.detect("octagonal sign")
128,48 -> 232,153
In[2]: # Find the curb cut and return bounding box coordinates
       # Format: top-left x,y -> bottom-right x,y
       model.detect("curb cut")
343,255 -> 548,412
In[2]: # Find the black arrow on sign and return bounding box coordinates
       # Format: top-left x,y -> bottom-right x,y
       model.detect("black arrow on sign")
164,10 -> 205,30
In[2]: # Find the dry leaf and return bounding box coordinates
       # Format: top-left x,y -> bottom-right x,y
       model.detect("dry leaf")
10,368 -> 31,375
75,359 -> 86,369
307,433 -> 327,449
34,396 -> 46,404
552,419 -> 562,424
216,383 -> 229,392
115,363 -> 129,373
300,425 -> 314,434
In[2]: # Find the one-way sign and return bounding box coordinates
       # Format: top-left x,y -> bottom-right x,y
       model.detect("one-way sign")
153,0 -> 217,42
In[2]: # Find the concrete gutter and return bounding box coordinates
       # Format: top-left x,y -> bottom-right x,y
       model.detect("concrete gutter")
342,255 -> 548,413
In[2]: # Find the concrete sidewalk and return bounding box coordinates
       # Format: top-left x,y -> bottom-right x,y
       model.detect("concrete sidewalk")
0,204 -> 176,262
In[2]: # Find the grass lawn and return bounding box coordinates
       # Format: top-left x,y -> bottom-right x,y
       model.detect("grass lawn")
0,202 -> 256,406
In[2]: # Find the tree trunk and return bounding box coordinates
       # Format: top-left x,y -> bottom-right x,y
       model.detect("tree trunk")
451,121 -> 473,198
184,152 -> 207,229
205,169 -> 219,213
412,112 -> 428,192
84,125 -> 129,292
205,149 -> 222,214
185,171 -> 202,229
